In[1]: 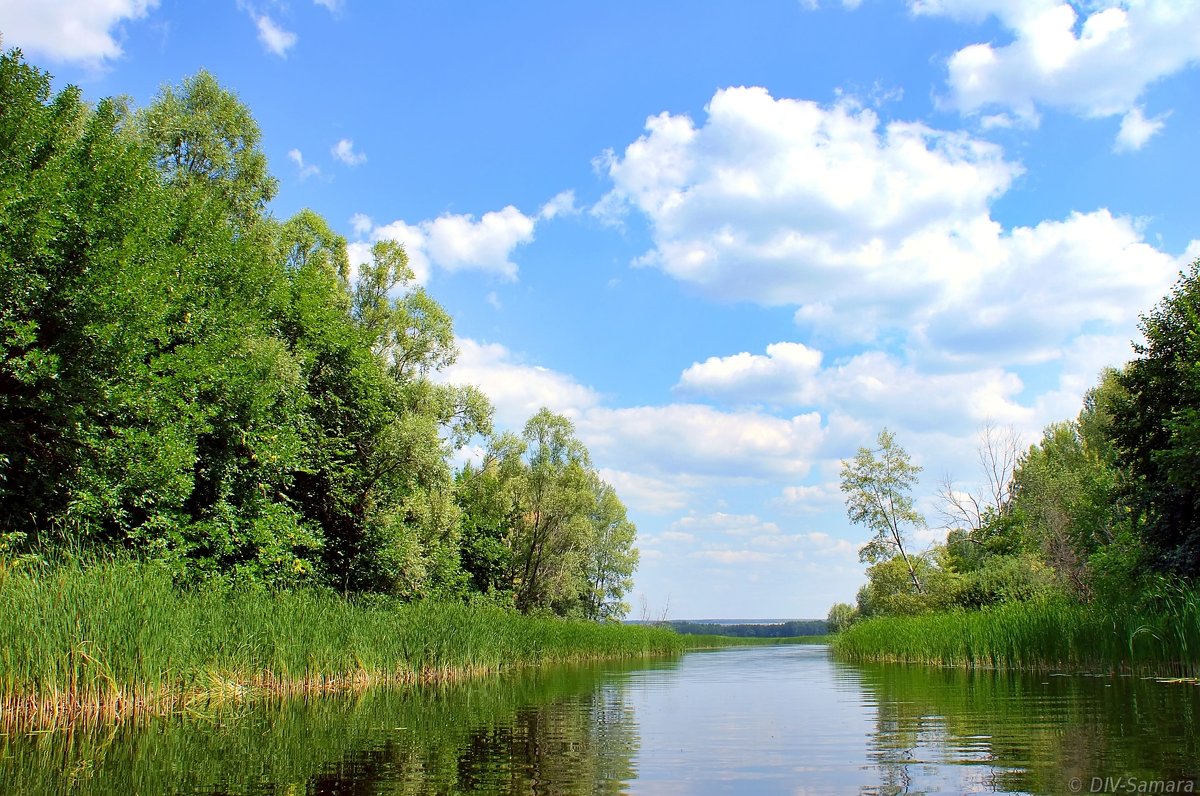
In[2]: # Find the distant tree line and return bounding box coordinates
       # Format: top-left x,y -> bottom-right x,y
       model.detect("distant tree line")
829,258 -> 1200,627
666,620 -> 827,638
0,50 -> 636,620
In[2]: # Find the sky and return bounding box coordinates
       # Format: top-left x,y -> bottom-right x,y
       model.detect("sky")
4,0 -> 1200,620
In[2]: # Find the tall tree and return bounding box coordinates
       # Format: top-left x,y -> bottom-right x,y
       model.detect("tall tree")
580,475 -> 638,621
1113,261 -> 1200,576
841,428 -> 926,593
512,409 -> 594,613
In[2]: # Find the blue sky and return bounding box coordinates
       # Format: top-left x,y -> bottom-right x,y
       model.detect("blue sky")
6,0 -> 1200,619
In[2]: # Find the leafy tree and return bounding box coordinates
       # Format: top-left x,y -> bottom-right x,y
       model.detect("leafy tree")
826,602 -> 857,633
580,475 -> 638,621
136,70 -> 277,222
1112,261 -> 1200,577
512,409 -> 594,614
841,429 -> 926,593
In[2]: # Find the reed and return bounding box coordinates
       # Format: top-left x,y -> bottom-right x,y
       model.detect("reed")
832,591 -> 1200,676
0,559 -> 686,725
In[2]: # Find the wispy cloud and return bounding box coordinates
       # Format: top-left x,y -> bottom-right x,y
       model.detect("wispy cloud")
331,138 -> 367,166
255,13 -> 296,57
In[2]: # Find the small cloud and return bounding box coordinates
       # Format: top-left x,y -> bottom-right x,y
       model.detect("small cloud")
255,14 -> 296,57
332,138 -> 367,166
350,212 -> 374,238
486,291 -> 502,310
312,0 -> 342,10
287,148 -> 320,179
1115,106 -> 1169,153
691,549 -> 774,565
538,189 -> 579,220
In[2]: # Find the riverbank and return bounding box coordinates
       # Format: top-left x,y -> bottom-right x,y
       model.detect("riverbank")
832,594 -> 1200,675
0,559 -> 690,725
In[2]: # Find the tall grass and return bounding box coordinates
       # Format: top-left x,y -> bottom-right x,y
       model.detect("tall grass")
0,558 -> 686,724
832,591 -> 1200,675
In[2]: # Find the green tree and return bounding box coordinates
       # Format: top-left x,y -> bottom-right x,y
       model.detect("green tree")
512,409 -> 595,614
841,429 -> 926,593
136,70 -> 277,222
1112,261 -> 1200,577
579,475 -> 638,621
826,602 -> 857,633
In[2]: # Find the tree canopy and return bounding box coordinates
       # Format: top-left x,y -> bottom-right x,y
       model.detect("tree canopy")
0,50 -> 638,618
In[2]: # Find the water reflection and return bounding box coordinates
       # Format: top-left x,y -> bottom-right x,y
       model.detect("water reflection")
3,646 -> 1200,794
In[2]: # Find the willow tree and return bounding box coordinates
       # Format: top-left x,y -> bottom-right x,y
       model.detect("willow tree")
841,428 -> 925,593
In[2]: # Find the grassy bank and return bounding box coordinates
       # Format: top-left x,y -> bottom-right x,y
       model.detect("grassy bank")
0,559 -> 687,724
832,594 -> 1200,675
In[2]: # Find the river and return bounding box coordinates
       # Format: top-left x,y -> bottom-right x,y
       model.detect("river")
3,644 -> 1198,794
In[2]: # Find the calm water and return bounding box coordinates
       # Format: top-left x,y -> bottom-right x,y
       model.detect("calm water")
3,644 -> 1199,794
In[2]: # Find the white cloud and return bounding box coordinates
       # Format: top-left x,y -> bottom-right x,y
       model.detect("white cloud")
691,549 -> 774,565
599,87 -> 1184,351
670,512 -> 783,538
1115,106 -> 1170,152
312,0 -> 342,10
597,468 -> 693,514
597,87 -> 1016,313
350,213 -> 374,238
0,0 -> 159,65
423,207 -> 535,280
538,190 -> 579,220
352,205 -> 538,285
778,483 -> 842,512
912,0 -> 1200,138
287,148 -> 320,179
255,14 -> 296,57
367,219 -> 431,284
678,343 -> 1031,432
439,338 -> 828,483
440,338 -> 600,429
580,405 -> 824,480
331,138 -> 367,166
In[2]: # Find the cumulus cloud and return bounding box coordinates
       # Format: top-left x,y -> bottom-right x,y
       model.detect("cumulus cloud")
350,205 -> 538,284
437,338 -> 829,484
912,0 -> 1200,139
0,0 -> 159,65
1115,106 -> 1170,152
597,468 -> 693,514
331,138 -> 367,166
255,14 -> 296,57
598,87 -> 1183,350
441,338 -> 600,429
679,343 -> 1030,432
597,87 -> 1016,311
580,405 -> 824,480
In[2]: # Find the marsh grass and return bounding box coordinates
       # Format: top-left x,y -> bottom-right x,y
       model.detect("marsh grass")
832,591 -> 1200,675
0,559 -> 686,726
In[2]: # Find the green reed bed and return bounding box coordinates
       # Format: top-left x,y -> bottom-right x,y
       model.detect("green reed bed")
0,559 -> 685,723
832,592 -> 1200,675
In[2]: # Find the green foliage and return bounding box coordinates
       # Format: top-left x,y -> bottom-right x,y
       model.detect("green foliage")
826,603 -> 858,633
841,428 -> 926,592
1112,261 -> 1200,576
834,592 -> 1200,675
455,411 -> 639,619
0,558 -> 684,718
0,49 -> 638,612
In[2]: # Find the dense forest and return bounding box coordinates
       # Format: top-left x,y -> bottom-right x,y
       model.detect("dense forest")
829,260 -> 1200,630
0,50 -> 637,621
